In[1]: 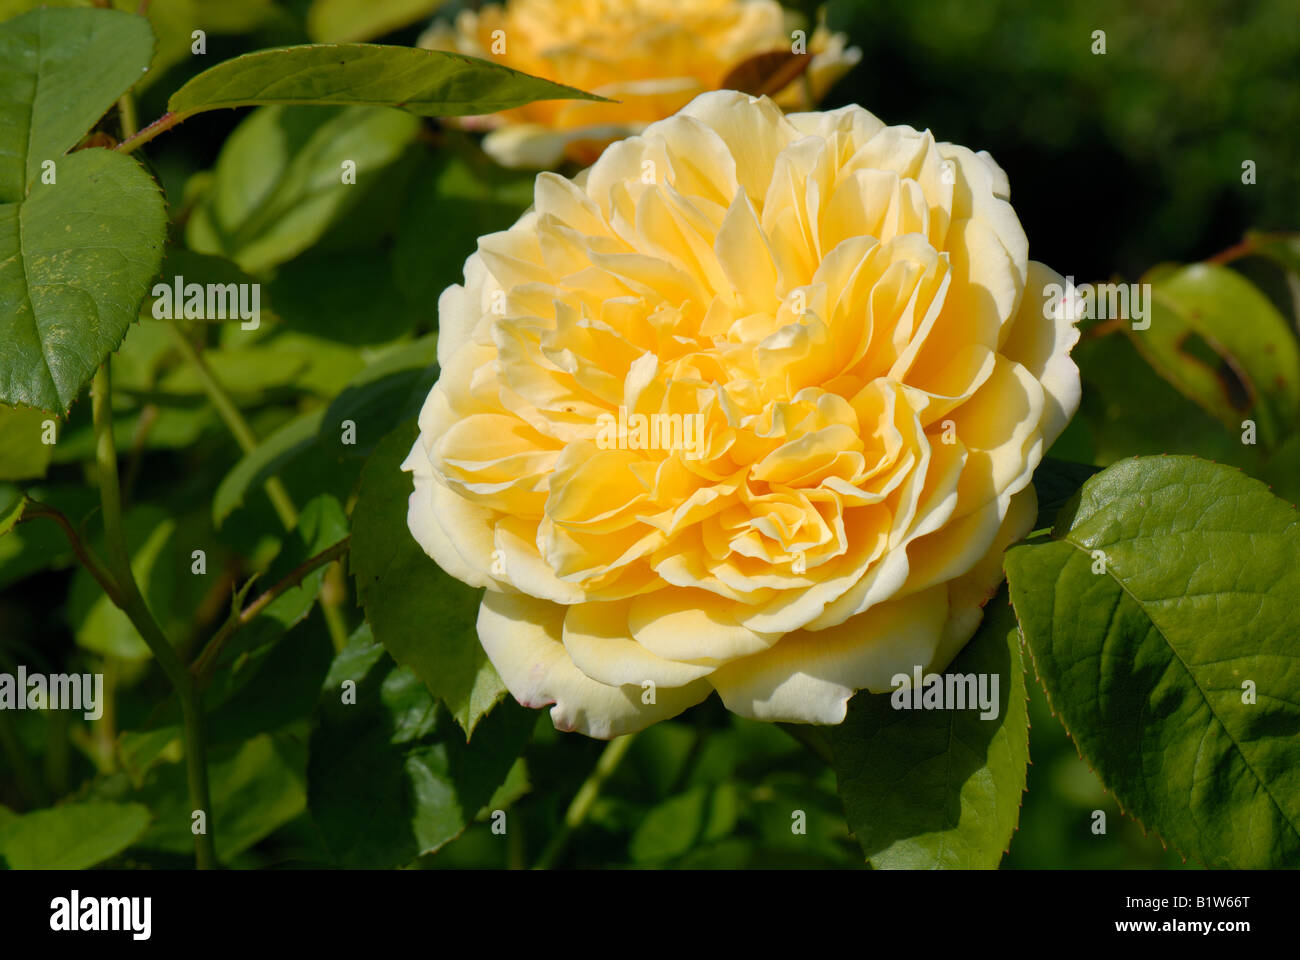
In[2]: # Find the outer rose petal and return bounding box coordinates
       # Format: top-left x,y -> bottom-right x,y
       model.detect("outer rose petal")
707,586 -> 950,724
478,590 -> 712,738
1000,261 -> 1083,449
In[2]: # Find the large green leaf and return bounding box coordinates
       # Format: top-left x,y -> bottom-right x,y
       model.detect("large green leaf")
1128,263 -> 1300,448
166,42 -> 606,121
0,7 -> 152,196
185,104 -> 420,272
1005,455 -> 1300,868
0,8 -> 165,413
307,626 -> 534,867
829,589 -> 1029,868
0,801 -> 151,869
0,150 -> 165,413
351,421 -> 507,736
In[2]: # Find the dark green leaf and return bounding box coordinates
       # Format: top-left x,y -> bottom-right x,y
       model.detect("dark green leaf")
0,801 -> 151,869
307,626 -> 534,867
1005,455 -> 1300,867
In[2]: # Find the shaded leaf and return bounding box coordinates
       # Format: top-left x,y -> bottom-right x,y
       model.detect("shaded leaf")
830,589 -> 1028,868
350,421 -> 507,735
307,626 -> 534,867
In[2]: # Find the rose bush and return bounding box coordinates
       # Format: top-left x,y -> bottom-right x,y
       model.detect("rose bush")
419,0 -> 859,167
404,90 -> 1082,738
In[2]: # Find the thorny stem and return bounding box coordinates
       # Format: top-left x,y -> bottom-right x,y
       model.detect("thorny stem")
93,363 -> 217,870
191,537 -> 351,688
533,734 -> 637,869
114,111 -> 179,154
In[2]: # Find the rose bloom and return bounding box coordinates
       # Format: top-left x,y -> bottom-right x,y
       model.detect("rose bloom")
419,0 -> 859,168
404,91 -> 1081,738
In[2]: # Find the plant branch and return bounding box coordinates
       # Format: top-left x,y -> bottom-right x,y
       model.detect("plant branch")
533,733 -> 636,869
18,502 -> 122,607
191,537 -> 351,687
94,363 -> 217,870
115,111 -> 179,154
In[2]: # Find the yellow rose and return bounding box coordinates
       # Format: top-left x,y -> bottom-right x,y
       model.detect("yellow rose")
404,91 -> 1081,738
419,0 -> 860,168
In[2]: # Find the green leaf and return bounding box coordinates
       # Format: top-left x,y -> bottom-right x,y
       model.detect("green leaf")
166,42 -> 606,122
0,8 -> 165,413
830,588 -> 1028,868
212,405 -> 325,528
351,421 -> 507,736
307,0 -> 447,42
307,626 -> 534,867
1075,332 -> 1257,468
208,336 -> 435,526
1005,455 -> 1300,867
0,483 -> 26,537
267,249 -> 421,345
0,149 -> 166,413
1129,263 -> 1300,448
134,733 -> 306,863
319,334 -> 438,458
0,801 -> 151,869
214,493 -> 348,667
159,333 -> 365,399
185,104 -> 420,273
629,785 -> 713,864
0,7 -> 152,197
0,405 -> 52,480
